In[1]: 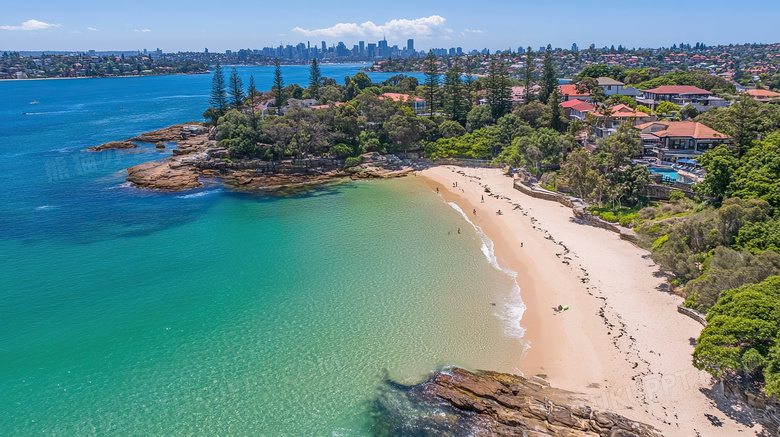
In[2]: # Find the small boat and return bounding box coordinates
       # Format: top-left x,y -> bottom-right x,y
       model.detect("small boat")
30,101 -> 40,105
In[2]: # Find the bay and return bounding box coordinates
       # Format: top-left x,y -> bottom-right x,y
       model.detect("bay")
0,65 -> 524,435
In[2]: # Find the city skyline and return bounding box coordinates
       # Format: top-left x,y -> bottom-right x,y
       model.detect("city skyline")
2,0 -> 780,52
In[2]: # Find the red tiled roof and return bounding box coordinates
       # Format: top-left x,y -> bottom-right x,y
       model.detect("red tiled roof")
635,121 -> 726,140
558,84 -> 589,97
560,99 -> 594,112
745,89 -> 780,98
379,93 -> 425,102
643,85 -> 711,95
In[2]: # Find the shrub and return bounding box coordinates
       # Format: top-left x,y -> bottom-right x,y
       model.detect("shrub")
601,212 -> 618,222
652,234 -> 669,250
669,190 -> 686,202
619,213 -> 638,227
344,156 -> 362,168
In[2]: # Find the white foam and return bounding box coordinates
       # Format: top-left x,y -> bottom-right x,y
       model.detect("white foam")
35,205 -> 58,211
107,182 -> 133,190
176,189 -> 219,199
448,202 -> 527,343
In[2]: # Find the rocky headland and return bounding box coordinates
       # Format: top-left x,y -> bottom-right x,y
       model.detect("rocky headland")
376,367 -> 664,437
87,123 -> 422,191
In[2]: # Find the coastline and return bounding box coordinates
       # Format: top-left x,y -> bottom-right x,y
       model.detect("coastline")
418,165 -> 765,437
0,71 -> 208,82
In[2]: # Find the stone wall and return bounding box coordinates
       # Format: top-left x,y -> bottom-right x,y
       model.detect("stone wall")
645,184 -> 697,201
677,305 -> 707,326
512,180 -> 639,244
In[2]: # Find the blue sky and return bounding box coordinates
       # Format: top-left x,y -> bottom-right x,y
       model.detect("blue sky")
2,0 -> 779,52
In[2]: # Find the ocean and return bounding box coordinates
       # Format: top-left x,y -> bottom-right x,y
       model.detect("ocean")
0,64 -> 525,435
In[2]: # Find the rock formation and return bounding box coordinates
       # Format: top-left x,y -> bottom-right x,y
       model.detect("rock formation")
87,141 -> 138,151
373,367 -> 664,437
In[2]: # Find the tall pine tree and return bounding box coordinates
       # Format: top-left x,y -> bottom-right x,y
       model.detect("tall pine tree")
272,58 -> 286,113
247,75 -> 258,127
228,67 -> 245,109
486,55 -> 511,120
423,51 -> 440,119
444,66 -> 469,126
524,46 -> 535,104
209,62 -> 228,115
539,44 -> 557,104
309,58 -> 321,101
548,90 -> 566,133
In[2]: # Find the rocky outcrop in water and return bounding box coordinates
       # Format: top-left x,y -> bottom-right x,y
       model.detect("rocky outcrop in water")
87,141 -> 138,151
373,368 -> 664,437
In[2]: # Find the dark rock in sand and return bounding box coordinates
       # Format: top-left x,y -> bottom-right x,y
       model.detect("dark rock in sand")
373,367 -> 664,437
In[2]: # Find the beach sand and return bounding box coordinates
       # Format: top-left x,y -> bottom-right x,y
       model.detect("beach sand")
418,165 -> 765,437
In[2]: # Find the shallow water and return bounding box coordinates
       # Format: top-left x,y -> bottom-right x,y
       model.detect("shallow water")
0,66 -> 524,435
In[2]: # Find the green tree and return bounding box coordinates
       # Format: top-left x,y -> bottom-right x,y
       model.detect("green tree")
539,44 -> 557,103
486,55 -> 512,120
594,122 -> 642,171
209,62 -> 228,115
272,58 -> 286,112
695,144 -> 739,203
228,67 -> 245,109
423,51 -> 441,119
247,75 -> 258,127
465,106 -> 493,132
693,276 -> 780,396
443,66 -> 469,126
548,90 -> 566,133
655,101 -> 681,116
523,47 -> 535,104
559,147 -> 600,200
351,72 -> 372,91
308,58 -> 321,100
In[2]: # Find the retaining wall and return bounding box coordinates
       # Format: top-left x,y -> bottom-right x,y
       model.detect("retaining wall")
677,305 -> 707,326
512,180 -> 639,244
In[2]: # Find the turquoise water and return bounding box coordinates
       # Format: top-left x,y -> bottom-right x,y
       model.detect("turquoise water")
0,67 -> 524,434
648,166 -> 679,181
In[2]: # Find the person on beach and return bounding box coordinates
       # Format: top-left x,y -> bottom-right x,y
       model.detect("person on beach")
457,227 -> 460,234
481,195 -> 484,203
436,187 -> 439,193
557,305 -> 563,312
473,209 -> 476,216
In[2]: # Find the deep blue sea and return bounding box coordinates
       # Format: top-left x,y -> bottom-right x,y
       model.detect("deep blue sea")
0,65 -> 524,435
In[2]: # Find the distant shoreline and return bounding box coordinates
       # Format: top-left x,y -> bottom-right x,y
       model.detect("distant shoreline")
0,71 -> 209,82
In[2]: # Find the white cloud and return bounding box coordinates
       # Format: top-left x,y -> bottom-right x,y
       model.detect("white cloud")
463,28 -> 483,34
87,27 -> 99,31
293,15 -> 447,39
0,19 -> 61,31
133,28 -> 151,33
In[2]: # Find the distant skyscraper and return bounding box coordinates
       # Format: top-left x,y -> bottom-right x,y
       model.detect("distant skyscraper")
205,48 -> 208,54
407,39 -> 414,52
359,41 -> 365,54
572,43 -> 579,52
226,49 -> 232,55
321,41 -> 326,52
518,46 -> 525,54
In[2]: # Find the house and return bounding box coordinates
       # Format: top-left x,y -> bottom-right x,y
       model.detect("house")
596,77 -> 625,96
379,92 -> 426,111
558,84 -> 591,102
591,104 -> 657,137
560,99 -> 595,120
637,85 -> 727,112
635,121 -> 729,161
510,85 -> 540,105
309,102 -> 342,110
744,89 -> 780,102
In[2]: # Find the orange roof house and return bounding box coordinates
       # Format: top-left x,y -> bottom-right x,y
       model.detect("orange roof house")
744,89 -> 780,102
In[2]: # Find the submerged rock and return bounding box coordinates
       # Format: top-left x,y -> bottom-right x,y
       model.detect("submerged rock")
371,367 -> 664,437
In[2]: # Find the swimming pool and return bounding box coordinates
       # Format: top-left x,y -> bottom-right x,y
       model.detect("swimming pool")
648,166 -> 679,181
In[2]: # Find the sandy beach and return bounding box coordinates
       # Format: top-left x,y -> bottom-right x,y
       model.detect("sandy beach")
418,165 -> 765,437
